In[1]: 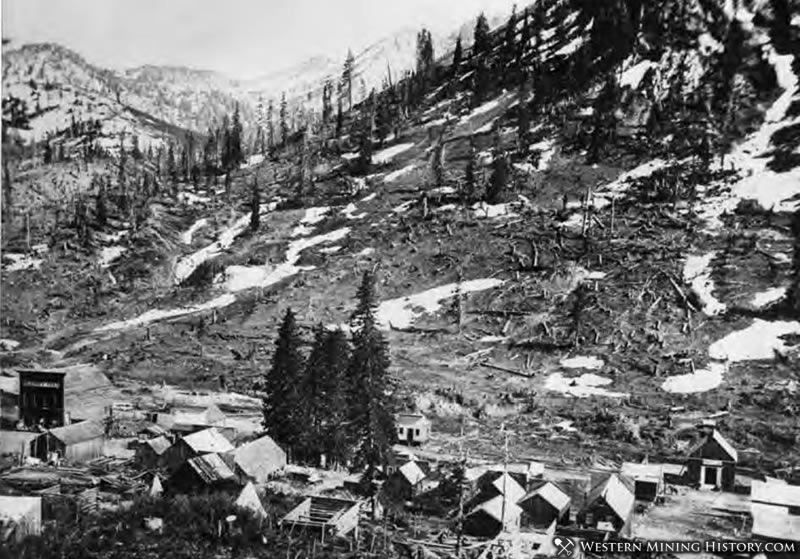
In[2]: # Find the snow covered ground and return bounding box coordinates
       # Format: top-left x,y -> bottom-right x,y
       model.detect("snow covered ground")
709,320 -> 800,362
223,228 -> 350,292
375,278 -> 505,330
3,253 -> 44,272
97,294 -> 237,332
661,363 -> 726,394
0,339 -> 21,351
99,246 -> 126,269
291,207 -> 330,237
472,202 -> 518,219
341,203 -> 367,220
619,60 -> 654,90
385,164 -> 416,183
177,192 -> 211,205
544,372 -> 628,398
751,287 -> 788,309
373,143 -> 415,165
560,356 -> 604,370
683,253 -> 727,316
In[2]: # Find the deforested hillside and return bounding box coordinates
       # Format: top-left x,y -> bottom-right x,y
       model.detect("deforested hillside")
2,0 -> 800,477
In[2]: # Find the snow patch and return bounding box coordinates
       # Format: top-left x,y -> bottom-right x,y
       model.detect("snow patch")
374,143 -> 415,165
544,373 -> 628,398
178,192 -> 211,205
472,202 -> 517,219
357,248 -> 375,257
223,228 -> 351,293
619,60 -> 654,90
751,287 -> 787,309
683,253 -> 727,316
661,363 -> 726,394
99,246 -> 126,269
0,339 -> 20,351
384,164 -> 416,183
393,201 -> 415,214
341,152 -> 359,161
292,207 -> 330,237
360,192 -> 377,203
97,294 -> 238,332
560,356 -> 604,370
320,245 -> 342,254
341,203 -> 367,220
241,154 -> 264,169
376,279 -> 505,330
709,319 -> 800,362
4,254 -> 43,271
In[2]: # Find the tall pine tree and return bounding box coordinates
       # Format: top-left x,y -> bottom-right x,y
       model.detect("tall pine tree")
347,271 -> 396,475
262,309 -> 306,455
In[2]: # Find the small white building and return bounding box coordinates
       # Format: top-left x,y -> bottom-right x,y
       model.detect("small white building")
395,413 -> 431,445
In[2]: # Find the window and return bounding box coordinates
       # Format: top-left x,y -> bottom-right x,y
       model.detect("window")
415,429 -> 420,436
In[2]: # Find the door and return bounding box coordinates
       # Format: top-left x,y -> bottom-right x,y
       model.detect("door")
406,428 -> 414,444
703,466 -> 719,487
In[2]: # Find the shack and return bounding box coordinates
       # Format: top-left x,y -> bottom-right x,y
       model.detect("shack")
395,413 -> 431,445
0,496 -> 41,543
33,420 -> 105,463
231,434 -> 286,483
0,430 -> 38,459
620,462 -> 665,501
464,495 -> 522,538
518,481 -> 571,529
385,460 -> 428,501
135,435 -> 172,469
165,427 -> 234,470
578,474 -> 635,537
684,429 -> 737,491
170,453 -> 240,494
280,496 -> 361,539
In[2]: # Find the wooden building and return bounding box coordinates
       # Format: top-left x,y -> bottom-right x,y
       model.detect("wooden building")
0,430 -> 38,459
684,430 -> 738,491
620,462 -> 665,501
577,474 -> 635,537
17,370 -> 66,429
169,453 -> 240,494
33,420 -> 105,463
280,496 -> 361,540
135,436 -> 172,470
385,460 -> 428,501
231,435 -> 287,483
395,413 -> 431,445
464,495 -> 523,538
165,427 -> 234,471
518,481 -> 571,529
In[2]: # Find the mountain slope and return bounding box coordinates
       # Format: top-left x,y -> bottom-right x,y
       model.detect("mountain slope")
2,0 -> 800,473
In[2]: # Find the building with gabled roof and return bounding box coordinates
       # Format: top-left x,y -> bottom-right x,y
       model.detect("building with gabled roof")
464,495 -> 523,538
685,429 -> 738,491
519,480 -> 571,529
751,503 -> 800,543
135,435 -> 172,469
231,435 -> 287,483
578,474 -> 635,537
395,413 -> 431,445
620,461 -> 664,501
386,460 -> 429,501
170,453 -> 240,493
166,427 -> 233,471
32,420 -> 105,463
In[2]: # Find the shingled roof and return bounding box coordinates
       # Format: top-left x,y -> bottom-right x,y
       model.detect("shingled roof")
48,421 -> 104,445
585,474 -> 635,522
182,428 -> 233,454
520,481 -> 571,514
233,435 -> 286,482
186,453 -> 236,485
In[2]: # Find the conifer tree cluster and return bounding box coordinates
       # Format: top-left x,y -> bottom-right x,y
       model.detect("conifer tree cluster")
262,271 -> 396,472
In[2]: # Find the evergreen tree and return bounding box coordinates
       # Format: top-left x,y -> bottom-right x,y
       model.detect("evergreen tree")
517,72 -> 532,152
229,104 -> 244,167
486,135 -> 509,204
267,99 -> 275,152
473,59 -> 491,107
279,93 -> 289,146
336,83 -> 344,138
588,72 -> 619,164
342,50 -> 356,111
262,309 -> 306,453
429,138 -> 445,188
322,79 -> 334,127
375,94 -> 392,147
167,142 -> 177,183
473,13 -> 491,58
203,129 -> 216,177
416,28 -> 435,84
787,209 -> 800,318
503,5 -> 518,82
95,178 -> 108,227
452,35 -> 463,79
250,177 -> 260,231
347,272 -> 396,475
132,135 -> 143,160
301,325 -> 351,465
464,148 -> 478,206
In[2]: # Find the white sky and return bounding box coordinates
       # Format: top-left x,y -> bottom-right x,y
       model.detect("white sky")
2,0 -> 519,79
